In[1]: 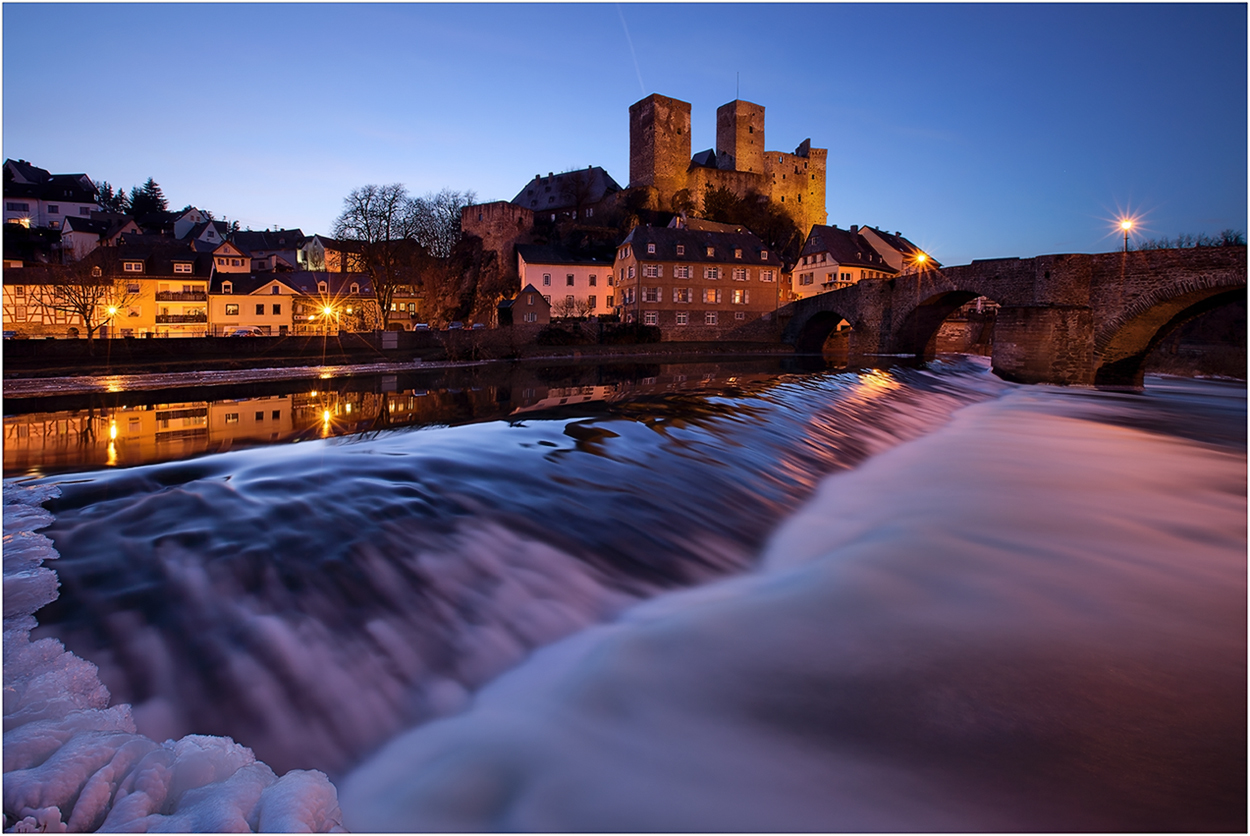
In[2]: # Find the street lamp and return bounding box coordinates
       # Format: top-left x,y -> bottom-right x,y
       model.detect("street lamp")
1120,219 -> 1133,253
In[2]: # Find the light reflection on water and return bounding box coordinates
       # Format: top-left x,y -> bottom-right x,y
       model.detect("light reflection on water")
25,358 -> 1002,777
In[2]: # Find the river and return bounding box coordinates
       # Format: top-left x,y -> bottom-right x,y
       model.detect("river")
3,355 -> 1245,831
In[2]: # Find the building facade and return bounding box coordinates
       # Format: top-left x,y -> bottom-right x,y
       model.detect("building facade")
516,245 -> 615,318
612,220 -> 783,338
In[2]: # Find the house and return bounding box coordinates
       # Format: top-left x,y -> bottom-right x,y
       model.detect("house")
209,241 -> 252,273
791,225 -> 899,301
231,229 -> 304,273
516,244 -> 614,318
184,220 -> 231,252
3,159 -> 100,229
284,271 -> 375,334
1,241 -> 211,338
497,283 -> 551,326
208,274 -> 299,336
299,235 -> 366,272
173,208 -> 212,239
612,220 -> 784,337
59,214 -> 140,261
511,167 -> 622,222
857,226 -> 938,274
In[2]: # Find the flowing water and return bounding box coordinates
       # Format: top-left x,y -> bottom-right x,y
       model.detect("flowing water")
4,356 -> 1245,831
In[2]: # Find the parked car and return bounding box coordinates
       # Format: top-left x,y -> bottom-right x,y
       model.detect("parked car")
470,323 -> 486,330
227,326 -> 265,337
3,330 -> 16,339
413,323 -> 430,331
446,321 -> 464,330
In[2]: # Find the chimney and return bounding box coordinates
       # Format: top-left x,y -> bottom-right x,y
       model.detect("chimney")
850,224 -> 858,234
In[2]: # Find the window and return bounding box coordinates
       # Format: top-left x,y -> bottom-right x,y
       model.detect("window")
644,310 -> 658,325
760,270 -> 775,282
841,272 -> 852,282
733,268 -> 747,281
735,311 -> 746,320
703,267 -> 720,280
676,245 -> 684,256
231,259 -> 241,267
607,295 -> 614,308
256,304 -> 265,315
566,274 -> 574,286
761,250 -> 768,260
75,206 -> 88,215
543,295 -> 551,303
643,264 -> 660,278
318,282 -> 328,293
673,287 -> 692,303
15,286 -> 24,296
526,294 -> 534,306
207,231 -> 215,239
524,312 -> 537,323
734,248 -> 742,259
705,311 -> 718,325
126,283 -> 140,294
628,265 -> 635,279
674,265 -> 690,279
589,275 -> 597,287
173,263 -> 192,273
272,304 -> 281,315
702,288 -> 721,303
676,311 -> 688,325
47,205 -> 59,214
273,410 -> 281,420
643,287 -> 659,302
92,266 -> 102,277
222,282 -> 233,294
226,413 -> 239,424
271,285 -> 280,294
647,243 -> 656,254
732,289 -> 749,304
706,247 -> 714,256
587,295 -> 596,308
350,283 -> 360,294
543,273 -> 551,286
6,202 -> 28,212
217,258 -> 227,266
123,261 -> 143,272
256,412 -> 265,421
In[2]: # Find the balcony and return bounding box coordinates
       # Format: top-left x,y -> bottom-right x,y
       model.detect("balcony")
155,291 -> 207,302
155,313 -> 208,324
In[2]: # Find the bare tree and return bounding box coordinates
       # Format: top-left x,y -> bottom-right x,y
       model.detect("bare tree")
333,184 -> 423,330
39,261 -> 139,351
410,189 -> 475,258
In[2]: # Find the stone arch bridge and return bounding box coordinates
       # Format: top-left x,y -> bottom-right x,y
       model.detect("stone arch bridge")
780,247 -> 1246,386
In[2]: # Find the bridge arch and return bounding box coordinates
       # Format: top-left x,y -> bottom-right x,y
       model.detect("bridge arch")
1094,284 -> 1245,387
793,307 -> 858,354
893,290 -> 999,359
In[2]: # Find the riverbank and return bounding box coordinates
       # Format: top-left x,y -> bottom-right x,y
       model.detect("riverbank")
1,342 -> 795,399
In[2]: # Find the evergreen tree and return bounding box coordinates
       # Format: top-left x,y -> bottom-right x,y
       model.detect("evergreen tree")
129,178 -> 168,217
93,181 -> 129,213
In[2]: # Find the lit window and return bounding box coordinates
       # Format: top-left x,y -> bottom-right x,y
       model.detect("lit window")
706,247 -> 714,256
734,249 -> 742,259
703,288 -> 721,303
761,250 -> 768,260
225,413 -> 239,424
647,243 -> 656,254
225,304 -> 239,315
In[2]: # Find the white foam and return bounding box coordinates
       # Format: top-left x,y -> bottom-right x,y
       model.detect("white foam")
1,482 -> 346,832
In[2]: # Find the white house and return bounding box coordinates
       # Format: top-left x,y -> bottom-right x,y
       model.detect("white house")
3,159 -> 99,229
516,244 -> 615,318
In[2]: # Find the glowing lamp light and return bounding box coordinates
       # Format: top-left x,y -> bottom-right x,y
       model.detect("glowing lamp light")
322,410 -> 332,423
1120,220 -> 1134,232
109,421 -> 118,440
308,315 -> 316,321
107,306 -> 119,316
323,306 -> 333,316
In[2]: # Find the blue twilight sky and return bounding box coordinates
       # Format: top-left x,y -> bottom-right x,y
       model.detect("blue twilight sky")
3,3 -> 1246,266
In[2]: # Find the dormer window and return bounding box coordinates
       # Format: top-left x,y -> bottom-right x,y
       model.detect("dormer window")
350,283 -> 360,294
676,245 -> 684,256
173,262 -> 192,273
706,247 -> 714,257
761,250 -> 768,260
92,266 -> 102,277
318,281 -> 328,294
647,243 -> 656,254
734,249 -> 742,259
207,230 -> 215,239
222,281 -> 233,293
123,261 -> 143,272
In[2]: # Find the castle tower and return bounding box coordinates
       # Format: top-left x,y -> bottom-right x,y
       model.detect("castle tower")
716,99 -> 765,174
629,94 -> 692,201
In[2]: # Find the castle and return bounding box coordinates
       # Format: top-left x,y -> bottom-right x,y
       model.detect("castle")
628,93 -> 827,236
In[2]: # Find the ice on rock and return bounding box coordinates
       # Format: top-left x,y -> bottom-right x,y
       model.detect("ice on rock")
2,482 -> 344,832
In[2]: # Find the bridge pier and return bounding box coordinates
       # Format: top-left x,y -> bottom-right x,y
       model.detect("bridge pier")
990,306 -> 1095,386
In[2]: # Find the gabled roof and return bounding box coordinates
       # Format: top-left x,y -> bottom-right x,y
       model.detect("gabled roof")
499,283 -> 551,309
4,159 -> 52,185
87,239 -> 214,278
2,161 -> 97,203
231,229 -> 305,252
305,235 -> 365,254
183,219 -> 231,242
511,167 -> 623,211
800,225 -> 898,272
690,149 -> 718,169
60,216 -> 111,236
859,225 -> 941,268
209,274 -> 300,295
283,271 -> 375,296
516,244 -> 611,267
619,225 -> 782,266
